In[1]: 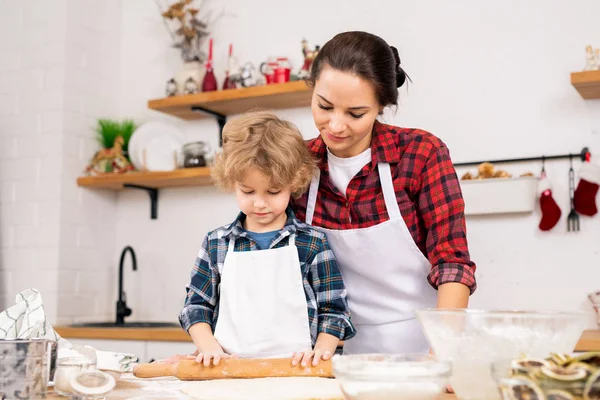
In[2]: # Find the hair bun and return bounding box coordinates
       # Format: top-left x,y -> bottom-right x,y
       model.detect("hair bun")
390,46 -> 406,88
396,69 -> 406,88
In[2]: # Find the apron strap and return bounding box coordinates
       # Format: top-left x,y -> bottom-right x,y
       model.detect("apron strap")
377,163 -> 401,220
228,237 -> 236,252
288,233 -> 296,246
306,163 -> 402,224
305,170 -> 320,225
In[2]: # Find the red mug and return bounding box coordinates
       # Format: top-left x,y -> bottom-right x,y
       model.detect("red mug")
273,67 -> 290,83
260,61 -> 278,84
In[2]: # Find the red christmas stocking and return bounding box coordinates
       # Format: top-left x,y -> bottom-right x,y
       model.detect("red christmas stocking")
574,161 -> 600,216
538,176 -> 561,231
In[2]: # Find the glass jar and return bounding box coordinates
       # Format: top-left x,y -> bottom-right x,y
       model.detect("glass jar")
54,357 -> 96,396
70,370 -> 116,400
182,141 -> 211,168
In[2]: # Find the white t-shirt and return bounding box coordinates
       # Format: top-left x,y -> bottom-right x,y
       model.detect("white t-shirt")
327,147 -> 372,197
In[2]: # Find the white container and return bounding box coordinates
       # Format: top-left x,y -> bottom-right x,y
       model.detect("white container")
459,177 -> 539,216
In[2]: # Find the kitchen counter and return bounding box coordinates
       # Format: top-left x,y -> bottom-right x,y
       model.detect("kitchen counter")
46,374 -> 457,399
574,329 -> 600,351
55,326 -> 600,351
55,326 -> 190,342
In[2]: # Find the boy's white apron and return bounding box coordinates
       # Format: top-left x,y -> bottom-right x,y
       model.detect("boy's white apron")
214,234 -> 312,358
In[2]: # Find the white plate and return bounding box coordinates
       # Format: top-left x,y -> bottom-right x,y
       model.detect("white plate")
129,121 -> 185,171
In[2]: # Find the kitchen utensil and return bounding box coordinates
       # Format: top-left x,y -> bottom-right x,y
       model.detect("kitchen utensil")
133,358 -> 333,380
0,338 -> 57,400
568,155 -> 580,232
331,354 -> 451,400
182,141 -> 211,168
416,309 -> 589,400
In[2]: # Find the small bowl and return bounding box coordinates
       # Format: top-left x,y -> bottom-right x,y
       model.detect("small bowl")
331,354 -> 451,400
491,357 -> 600,400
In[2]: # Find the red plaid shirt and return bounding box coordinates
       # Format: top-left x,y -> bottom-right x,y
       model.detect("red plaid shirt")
291,120 -> 477,293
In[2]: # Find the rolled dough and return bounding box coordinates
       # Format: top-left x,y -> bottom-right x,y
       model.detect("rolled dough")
180,377 -> 343,400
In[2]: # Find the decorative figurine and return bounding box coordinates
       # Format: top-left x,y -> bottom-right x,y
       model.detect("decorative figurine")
298,38 -> 320,79
184,77 -> 199,94
157,0 -> 225,95
223,43 -> 237,90
584,45 -> 600,71
202,38 -> 218,92
239,62 -> 259,87
85,136 -> 134,175
166,78 -> 178,97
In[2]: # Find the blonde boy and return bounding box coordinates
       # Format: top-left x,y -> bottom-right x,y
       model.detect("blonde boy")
179,111 -> 355,367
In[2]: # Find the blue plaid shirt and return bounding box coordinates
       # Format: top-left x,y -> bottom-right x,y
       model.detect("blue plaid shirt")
179,207 -> 356,345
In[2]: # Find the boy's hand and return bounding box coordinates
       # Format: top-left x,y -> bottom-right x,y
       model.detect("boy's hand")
291,348 -> 333,367
153,353 -> 196,364
195,347 -> 238,367
292,332 -> 338,366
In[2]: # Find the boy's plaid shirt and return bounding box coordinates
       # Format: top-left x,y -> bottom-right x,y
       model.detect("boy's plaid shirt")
179,208 -> 357,345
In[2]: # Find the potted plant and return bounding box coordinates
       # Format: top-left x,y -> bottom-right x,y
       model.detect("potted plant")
85,119 -> 136,175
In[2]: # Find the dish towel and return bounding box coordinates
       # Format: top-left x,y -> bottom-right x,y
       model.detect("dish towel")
0,288 -> 137,372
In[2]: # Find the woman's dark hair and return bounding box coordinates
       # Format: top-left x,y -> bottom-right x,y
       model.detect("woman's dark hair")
307,31 -> 410,108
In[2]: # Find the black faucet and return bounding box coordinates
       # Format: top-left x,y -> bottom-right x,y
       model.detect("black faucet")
116,246 -> 137,325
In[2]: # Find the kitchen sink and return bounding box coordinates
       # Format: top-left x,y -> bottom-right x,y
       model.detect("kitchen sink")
71,321 -> 180,328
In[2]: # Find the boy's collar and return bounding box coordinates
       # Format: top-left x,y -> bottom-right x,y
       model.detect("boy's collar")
221,207 -> 311,239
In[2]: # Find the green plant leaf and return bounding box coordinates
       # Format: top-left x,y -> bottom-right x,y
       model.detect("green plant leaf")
95,118 -> 137,161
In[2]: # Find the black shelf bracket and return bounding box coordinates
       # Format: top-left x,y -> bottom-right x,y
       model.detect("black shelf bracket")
124,184 -> 159,219
453,147 -> 591,167
191,106 -> 227,146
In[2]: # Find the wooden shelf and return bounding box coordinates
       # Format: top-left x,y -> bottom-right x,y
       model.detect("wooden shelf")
148,80 -> 313,120
77,168 -> 214,219
571,70 -> 600,99
76,168 -> 213,190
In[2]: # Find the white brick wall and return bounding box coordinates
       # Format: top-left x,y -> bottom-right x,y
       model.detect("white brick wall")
55,0 -> 121,325
0,0 -> 120,324
118,0 -> 600,328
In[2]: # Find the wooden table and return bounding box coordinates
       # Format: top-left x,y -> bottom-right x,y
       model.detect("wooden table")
45,374 -> 458,399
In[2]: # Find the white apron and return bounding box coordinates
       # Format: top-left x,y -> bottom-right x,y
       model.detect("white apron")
213,233 -> 313,358
306,162 -> 437,354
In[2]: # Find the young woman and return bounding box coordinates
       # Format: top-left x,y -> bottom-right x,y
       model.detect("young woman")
291,31 -> 477,354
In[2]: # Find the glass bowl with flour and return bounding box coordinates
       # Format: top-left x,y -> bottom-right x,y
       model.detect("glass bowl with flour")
416,309 -> 589,400
331,353 -> 451,400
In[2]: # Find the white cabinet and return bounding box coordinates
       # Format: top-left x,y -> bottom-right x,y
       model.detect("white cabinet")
65,338 -> 193,363
146,341 -> 196,363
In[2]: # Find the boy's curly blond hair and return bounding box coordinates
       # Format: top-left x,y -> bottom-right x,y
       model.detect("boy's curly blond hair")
211,110 -> 317,199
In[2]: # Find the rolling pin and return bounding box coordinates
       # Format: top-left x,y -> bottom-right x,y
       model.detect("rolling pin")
133,359 -> 333,380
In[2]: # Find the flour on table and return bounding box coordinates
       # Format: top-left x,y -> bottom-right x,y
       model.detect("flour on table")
180,377 -> 342,400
